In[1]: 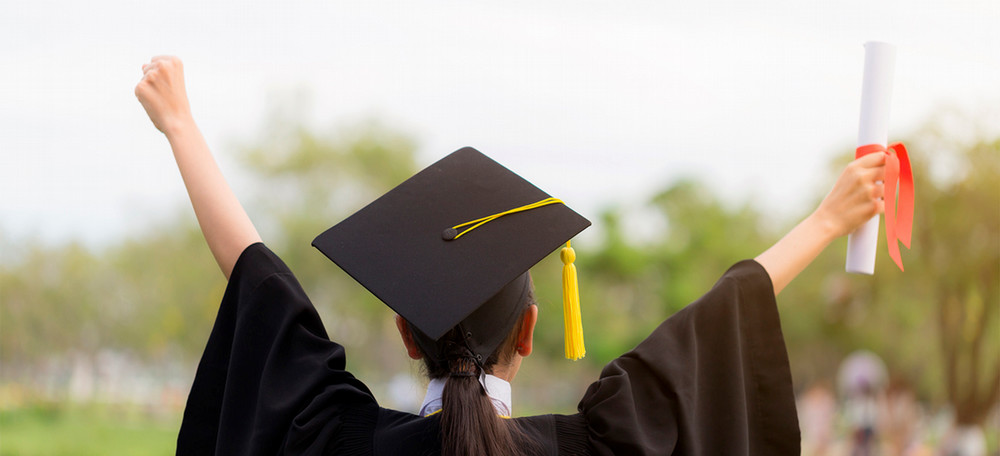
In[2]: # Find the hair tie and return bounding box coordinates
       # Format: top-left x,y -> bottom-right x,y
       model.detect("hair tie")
449,356 -> 479,378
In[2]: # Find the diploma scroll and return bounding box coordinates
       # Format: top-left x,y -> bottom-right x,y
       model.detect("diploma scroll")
846,42 -> 896,275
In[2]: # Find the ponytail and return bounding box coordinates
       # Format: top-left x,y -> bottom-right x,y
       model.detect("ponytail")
411,305 -> 539,456
440,366 -> 519,456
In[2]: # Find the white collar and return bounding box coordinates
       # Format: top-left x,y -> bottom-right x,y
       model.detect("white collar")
418,374 -> 512,418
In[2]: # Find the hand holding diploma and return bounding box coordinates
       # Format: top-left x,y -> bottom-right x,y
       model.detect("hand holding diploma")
816,153 -> 888,239
756,153 -> 887,296
846,42 -> 914,274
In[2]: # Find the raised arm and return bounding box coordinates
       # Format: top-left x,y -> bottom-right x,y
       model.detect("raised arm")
755,152 -> 887,295
135,56 -> 261,279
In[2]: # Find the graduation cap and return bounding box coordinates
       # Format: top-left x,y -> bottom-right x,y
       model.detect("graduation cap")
312,147 -> 591,362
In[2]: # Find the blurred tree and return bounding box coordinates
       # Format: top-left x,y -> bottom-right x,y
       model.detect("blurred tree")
647,178 -> 773,315
532,179 -> 774,367
778,110 -> 999,429
911,120 -> 999,426
104,222 -> 223,359
0,110 -> 421,395
2,106 -> 995,431
233,112 -> 421,385
536,110 -> 999,428
1,241 -> 103,365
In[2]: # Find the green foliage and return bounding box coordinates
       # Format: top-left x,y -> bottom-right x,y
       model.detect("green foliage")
0,106 -> 995,435
777,111 -> 999,425
0,219 -> 220,367
531,112 -> 999,425
647,178 -> 773,314
535,179 -> 774,369
236,118 -> 422,385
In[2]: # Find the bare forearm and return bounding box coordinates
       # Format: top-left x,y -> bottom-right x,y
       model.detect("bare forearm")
165,120 -> 261,279
754,152 -> 886,296
136,56 -> 261,278
754,211 -> 838,295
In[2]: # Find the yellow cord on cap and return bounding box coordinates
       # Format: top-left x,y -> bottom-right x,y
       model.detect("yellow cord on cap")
449,197 -> 564,240
446,197 -> 585,360
561,241 -> 585,360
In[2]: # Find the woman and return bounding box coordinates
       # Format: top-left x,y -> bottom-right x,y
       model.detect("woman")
136,56 -> 887,455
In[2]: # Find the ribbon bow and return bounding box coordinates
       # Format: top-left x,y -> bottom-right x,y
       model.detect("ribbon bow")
856,142 -> 914,271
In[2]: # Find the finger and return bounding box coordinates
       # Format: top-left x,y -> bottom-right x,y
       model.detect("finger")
135,80 -> 154,100
142,61 -> 159,75
856,152 -> 887,168
135,73 -> 154,91
151,55 -> 182,68
872,182 -> 885,200
867,165 -> 886,182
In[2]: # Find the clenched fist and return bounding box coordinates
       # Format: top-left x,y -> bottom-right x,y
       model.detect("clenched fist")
814,152 -> 887,238
135,56 -> 193,135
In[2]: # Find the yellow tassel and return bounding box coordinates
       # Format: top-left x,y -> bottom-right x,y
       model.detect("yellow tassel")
561,241 -> 585,360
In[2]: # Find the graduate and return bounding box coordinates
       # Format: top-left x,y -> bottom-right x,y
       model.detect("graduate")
135,56 -> 888,455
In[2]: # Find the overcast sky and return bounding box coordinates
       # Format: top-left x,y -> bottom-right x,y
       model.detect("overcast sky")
2,0 -> 998,247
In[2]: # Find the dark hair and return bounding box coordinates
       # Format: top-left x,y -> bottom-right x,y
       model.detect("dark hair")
411,292 -> 539,456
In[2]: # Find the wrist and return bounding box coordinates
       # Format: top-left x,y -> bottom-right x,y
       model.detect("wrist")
163,115 -> 197,141
806,208 -> 841,246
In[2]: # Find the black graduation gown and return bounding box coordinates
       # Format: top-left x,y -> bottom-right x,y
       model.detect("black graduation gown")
176,243 -> 800,455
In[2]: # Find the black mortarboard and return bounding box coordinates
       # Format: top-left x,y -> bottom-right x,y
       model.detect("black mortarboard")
312,147 -> 590,362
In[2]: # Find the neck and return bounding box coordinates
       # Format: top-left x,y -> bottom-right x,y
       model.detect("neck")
490,356 -> 522,382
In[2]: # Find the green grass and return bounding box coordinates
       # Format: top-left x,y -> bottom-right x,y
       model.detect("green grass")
0,402 -> 180,456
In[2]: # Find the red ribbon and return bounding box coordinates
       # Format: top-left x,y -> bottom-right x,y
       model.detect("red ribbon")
856,142 -> 914,271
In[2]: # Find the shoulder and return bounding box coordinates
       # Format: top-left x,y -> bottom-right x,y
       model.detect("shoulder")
223,242 -> 311,305
574,259 -> 798,454
370,408 -> 439,455
215,242 -> 323,347
710,259 -> 775,301
229,242 -> 294,287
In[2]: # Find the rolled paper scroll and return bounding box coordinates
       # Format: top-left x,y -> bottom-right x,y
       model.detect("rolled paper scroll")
846,41 -> 896,275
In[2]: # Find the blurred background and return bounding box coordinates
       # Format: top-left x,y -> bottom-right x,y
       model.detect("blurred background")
1,0 -> 998,454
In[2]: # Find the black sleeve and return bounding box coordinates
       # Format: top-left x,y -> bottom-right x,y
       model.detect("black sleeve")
176,243 -> 378,456
577,260 -> 800,455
